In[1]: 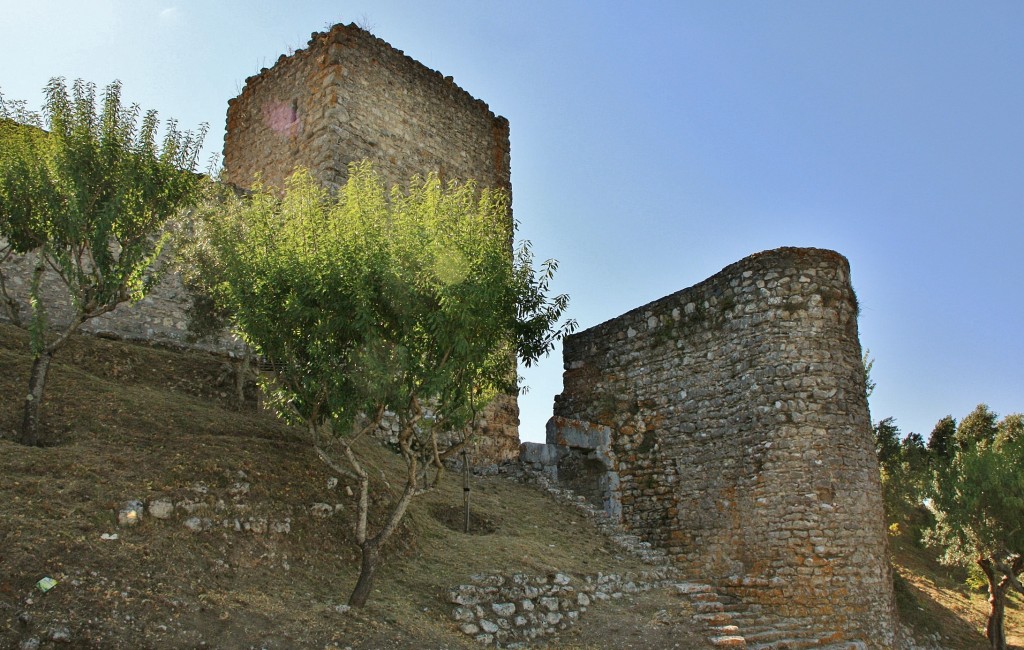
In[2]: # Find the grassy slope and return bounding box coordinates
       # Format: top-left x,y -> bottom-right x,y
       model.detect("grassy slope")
1,323 -> 1019,648
0,324 -> 708,649
890,521 -> 1023,649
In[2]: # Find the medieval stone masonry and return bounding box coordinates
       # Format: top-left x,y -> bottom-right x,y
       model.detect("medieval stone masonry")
0,246 -> 243,355
220,24 -> 518,462
526,247 -> 899,647
222,24 -> 511,195
1,23 -> 904,642
0,23 -> 519,461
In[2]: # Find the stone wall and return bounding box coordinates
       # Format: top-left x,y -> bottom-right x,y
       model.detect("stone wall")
539,247 -> 899,647
221,23 -> 518,463
222,23 -> 511,195
0,23 -> 520,462
0,243 -> 244,355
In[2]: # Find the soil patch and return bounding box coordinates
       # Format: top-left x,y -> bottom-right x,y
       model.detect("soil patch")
430,504 -> 498,535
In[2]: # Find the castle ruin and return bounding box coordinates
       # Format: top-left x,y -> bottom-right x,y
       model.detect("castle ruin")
523,247 -> 899,647
220,24 -> 519,462
0,23 -> 519,462
1,24 -> 902,645
222,25 -> 511,194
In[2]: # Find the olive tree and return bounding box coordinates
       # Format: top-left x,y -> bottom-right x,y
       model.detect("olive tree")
925,407 -> 1024,650
198,164 -> 573,607
0,78 -> 206,445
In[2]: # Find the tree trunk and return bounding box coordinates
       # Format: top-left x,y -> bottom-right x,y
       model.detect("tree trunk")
981,557 -> 1008,650
348,542 -> 380,608
234,353 -> 250,410
987,583 -> 1007,650
20,350 -> 54,446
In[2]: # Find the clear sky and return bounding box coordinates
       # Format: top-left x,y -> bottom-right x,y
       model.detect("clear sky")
3,1 -> 1021,443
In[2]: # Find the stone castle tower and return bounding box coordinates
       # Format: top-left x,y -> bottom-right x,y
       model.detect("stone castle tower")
0,24 -> 521,462
0,24 -> 903,644
222,24 -> 510,195
221,24 -> 520,462
526,247 -> 901,647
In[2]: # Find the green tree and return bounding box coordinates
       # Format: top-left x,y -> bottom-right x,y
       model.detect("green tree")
196,164 -> 574,607
900,431 -> 927,463
956,403 -> 999,450
874,418 -> 930,525
925,411 -> 1024,650
897,432 -> 931,503
928,415 -> 957,462
996,413 -> 1024,445
874,416 -> 901,466
0,78 -> 206,445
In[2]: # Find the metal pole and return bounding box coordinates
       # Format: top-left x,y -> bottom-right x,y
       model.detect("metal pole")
462,447 -> 470,534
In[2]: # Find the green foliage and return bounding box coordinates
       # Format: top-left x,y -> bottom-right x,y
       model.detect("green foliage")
875,417 -> 931,527
862,348 -> 876,398
925,407 -> 1024,649
0,78 -> 206,339
926,425 -> 1024,567
874,416 -> 901,466
901,432 -> 928,465
191,163 -> 574,605
956,403 -> 999,451
195,164 -> 572,436
928,415 -> 957,462
0,78 -> 206,445
997,413 -> 1024,446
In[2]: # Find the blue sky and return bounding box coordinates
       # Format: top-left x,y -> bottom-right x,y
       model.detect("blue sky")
3,1 -> 1022,443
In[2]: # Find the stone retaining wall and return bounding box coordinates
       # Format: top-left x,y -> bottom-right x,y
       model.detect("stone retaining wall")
542,247 -> 899,647
0,242 -> 244,355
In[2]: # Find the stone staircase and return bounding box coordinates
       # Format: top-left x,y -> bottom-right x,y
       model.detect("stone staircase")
504,463 -> 753,648
673,582 -> 747,648
496,460 -> 917,649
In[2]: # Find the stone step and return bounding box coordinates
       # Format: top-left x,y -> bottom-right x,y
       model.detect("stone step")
720,602 -> 751,614
710,636 -> 747,648
746,638 -> 824,650
693,601 -> 726,613
711,625 -> 741,635
729,614 -> 811,626
694,612 -> 734,626
743,629 -> 802,643
690,591 -> 722,602
639,553 -> 672,566
674,582 -> 714,595
730,625 -> 782,636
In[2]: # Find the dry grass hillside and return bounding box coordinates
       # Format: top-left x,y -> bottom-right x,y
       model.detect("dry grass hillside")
889,520 -> 1023,649
0,322 -> 1019,649
0,324 -> 711,649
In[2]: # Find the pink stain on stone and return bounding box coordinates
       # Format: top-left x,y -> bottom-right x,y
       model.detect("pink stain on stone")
264,100 -> 300,136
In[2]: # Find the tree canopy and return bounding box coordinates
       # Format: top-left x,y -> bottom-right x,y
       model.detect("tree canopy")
925,407 -> 1024,649
193,163 -> 574,606
927,415 -> 957,461
0,78 -> 206,445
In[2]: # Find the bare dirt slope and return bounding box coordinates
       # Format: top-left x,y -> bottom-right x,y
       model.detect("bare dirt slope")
0,324 -> 711,649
